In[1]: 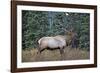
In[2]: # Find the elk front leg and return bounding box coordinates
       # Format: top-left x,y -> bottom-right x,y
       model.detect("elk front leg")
60,47 -> 64,60
60,48 -> 64,54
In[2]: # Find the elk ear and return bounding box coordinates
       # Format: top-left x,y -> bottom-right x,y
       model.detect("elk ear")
70,28 -> 74,32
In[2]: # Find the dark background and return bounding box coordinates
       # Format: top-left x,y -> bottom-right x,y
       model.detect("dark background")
22,10 -> 90,50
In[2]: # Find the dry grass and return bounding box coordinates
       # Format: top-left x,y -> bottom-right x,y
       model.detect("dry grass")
22,46 -> 90,62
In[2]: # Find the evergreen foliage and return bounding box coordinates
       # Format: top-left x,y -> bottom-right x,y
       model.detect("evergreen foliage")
22,10 -> 90,50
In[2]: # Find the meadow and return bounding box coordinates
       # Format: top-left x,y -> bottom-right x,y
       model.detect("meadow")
22,46 -> 89,62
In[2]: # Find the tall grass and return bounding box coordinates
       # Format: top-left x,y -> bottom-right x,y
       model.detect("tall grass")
22,46 -> 90,62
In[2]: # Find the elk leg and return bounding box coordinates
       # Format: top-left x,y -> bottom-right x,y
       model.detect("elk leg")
60,48 -> 64,54
37,46 -> 41,54
60,47 -> 64,60
37,47 -> 45,54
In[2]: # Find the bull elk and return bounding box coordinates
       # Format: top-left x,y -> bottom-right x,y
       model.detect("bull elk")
37,30 -> 74,57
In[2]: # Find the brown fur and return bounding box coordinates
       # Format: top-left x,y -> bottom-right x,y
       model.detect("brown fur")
38,30 -> 74,56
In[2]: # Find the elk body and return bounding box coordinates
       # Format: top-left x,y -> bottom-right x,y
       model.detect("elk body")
38,36 -> 66,55
37,30 -> 74,56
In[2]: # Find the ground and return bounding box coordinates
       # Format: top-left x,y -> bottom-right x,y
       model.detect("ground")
22,46 -> 90,62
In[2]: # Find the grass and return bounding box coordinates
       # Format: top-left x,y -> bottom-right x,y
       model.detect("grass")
22,46 -> 90,62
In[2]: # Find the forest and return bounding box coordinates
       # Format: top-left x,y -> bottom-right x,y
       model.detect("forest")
22,10 -> 90,50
